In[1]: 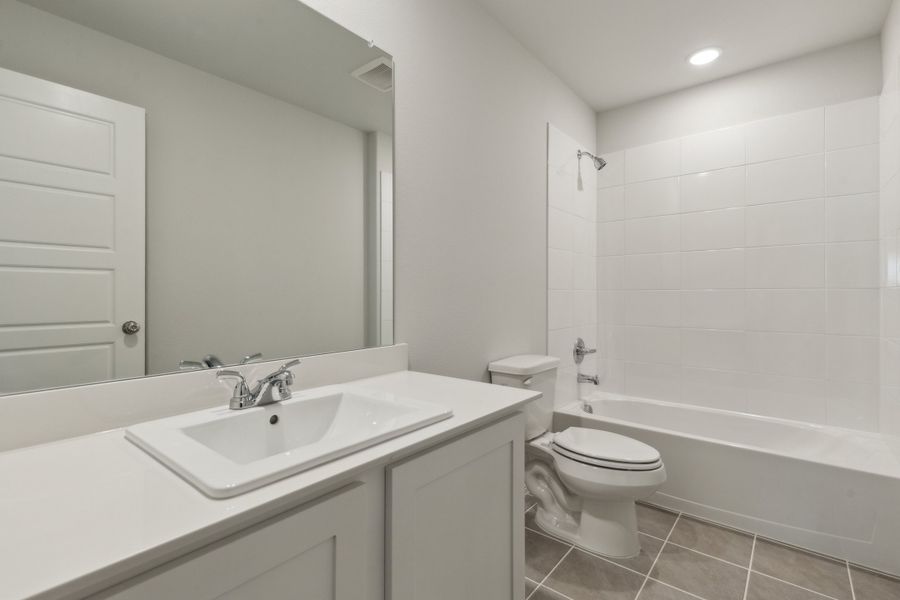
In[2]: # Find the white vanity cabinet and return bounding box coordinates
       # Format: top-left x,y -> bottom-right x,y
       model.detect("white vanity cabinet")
386,414 -> 525,600
82,413 -> 525,600
90,483 -> 368,600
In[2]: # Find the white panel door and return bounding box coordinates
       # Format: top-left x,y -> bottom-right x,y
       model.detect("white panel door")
387,414 -> 525,600
91,483 -> 368,600
0,66 -> 145,393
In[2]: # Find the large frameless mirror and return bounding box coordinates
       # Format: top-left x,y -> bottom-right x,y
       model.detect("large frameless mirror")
0,0 -> 394,395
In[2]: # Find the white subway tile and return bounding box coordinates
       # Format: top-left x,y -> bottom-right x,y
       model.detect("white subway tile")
680,368 -> 749,411
744,199 -> 825,247
597,256 -> 624,290
597,186 -> 625,223
548,290 -> 573,330
826,145 -> 879,196
548,249 -> 574,290
826,336 -> 879,383
826,241 -> 879,288
681,208 -> 745,251
623,326 -> 681,365
681,290 -> 746,330
746,108 -> 824,163
624,253 -> 681,290
679,166 -> 746,213
596,150 -> 624,189
746,374 -> 828,424
747,154 -> 825,205
573,253 -> 597,290
826,289 -> 879,336
745,290 -> 827,333
548,168 -> 575,213
624,362 -> 682,403
624,178 -> 680,218
548,207 -> 574,251
573,290 -> 598,326
625,139 -> 680,183
598,290 -> 626,325
682,329 -> 747,371
826,382 -> 879,431
682,249 -> 744,289
573,218 -> 597,256
625,291 -> 681,327
825,96 -> 879,151
574,186 -> 597,222
598,221 -> 625,256
625,215 -> 680,255
747,332 -> 827,379
745,245 -> 825,289
825,193 -> 878,242
681,126 -> 746,174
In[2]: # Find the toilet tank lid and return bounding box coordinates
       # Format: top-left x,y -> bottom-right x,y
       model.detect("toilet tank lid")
488,355 -> 560,376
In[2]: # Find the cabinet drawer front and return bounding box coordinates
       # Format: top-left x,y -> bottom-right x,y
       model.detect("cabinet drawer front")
387,414 -> 525,600
92,483 -> 367,600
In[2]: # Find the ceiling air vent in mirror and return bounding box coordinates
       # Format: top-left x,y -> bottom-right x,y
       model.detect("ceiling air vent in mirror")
352,57 -> 393,92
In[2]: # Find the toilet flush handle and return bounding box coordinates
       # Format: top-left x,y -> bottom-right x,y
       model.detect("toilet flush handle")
522,377 -> 534,386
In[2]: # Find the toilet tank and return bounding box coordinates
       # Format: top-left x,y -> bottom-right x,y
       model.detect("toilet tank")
488,355 -> 559,440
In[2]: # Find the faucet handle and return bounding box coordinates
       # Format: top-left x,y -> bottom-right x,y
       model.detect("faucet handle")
179,360 -> 205,371
241,352 -> 263,365
217,369 -> 251,409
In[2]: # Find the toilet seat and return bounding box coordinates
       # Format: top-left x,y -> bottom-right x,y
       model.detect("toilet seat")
551,427 -> 662,471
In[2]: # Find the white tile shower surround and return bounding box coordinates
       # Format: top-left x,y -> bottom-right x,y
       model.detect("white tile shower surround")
589,98 -> 885,432
548,124 -> 599,408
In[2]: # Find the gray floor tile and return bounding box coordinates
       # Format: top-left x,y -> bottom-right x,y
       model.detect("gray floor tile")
526,505 -> 539,531
637,503 -> 679,539
545,547 -> 647,600
851,565 -> 900,600
638,579 -> 700,600
752,539 -> 852,600
668,516 -> 754,566
526,577 -> 539,598
530,585 -> 572,600
605,533 -> 664,575
651,543 -> 748,600
746,572 -> 826,600
526,528 -> 570,582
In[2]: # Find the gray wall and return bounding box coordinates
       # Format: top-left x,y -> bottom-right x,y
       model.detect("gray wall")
304,0 -> 597,380
0,1 -> 368,373
596,37 -> 882,153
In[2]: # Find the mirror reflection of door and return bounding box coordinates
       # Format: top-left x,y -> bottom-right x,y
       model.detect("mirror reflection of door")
0,66 -> 145,394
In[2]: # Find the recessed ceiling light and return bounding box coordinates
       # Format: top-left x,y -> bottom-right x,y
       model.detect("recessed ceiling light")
688,47 -> 721,66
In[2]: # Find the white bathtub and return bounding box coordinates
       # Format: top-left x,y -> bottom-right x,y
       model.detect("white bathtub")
554,392 -> 900,576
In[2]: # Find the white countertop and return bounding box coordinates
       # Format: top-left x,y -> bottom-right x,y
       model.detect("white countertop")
0,370 -> 538,600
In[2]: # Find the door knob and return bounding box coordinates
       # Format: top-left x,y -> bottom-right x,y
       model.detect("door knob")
122,320 -> 141,335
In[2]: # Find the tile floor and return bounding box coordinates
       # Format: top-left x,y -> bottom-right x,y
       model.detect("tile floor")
524,495 -> 900,600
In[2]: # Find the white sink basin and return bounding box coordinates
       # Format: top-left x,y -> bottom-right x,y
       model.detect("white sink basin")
125,385 -> 452,497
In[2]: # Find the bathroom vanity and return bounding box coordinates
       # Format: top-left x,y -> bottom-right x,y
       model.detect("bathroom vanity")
0,349 -> 537,600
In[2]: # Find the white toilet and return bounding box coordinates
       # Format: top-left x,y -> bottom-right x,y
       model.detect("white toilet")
489,355 -> 666,559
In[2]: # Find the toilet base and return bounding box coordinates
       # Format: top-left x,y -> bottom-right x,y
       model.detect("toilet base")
533,498 -> 641,559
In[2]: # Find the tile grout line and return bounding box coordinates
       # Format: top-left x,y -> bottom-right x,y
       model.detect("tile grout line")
750,570 -> 844,600
742,535 -> 757,600
847,561 -> 857,600
634,512 -> 681,600
531,545 -> 575,599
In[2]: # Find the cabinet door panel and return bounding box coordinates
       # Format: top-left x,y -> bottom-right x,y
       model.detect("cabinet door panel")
387,414 -> 525,600
92,483 -> 366,600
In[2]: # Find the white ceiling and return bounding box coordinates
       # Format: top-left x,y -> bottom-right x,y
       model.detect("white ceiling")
473,0 -> 892,111
22,0 -> 393,133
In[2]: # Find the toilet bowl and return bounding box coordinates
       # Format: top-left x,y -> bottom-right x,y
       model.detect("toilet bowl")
488,354 -> 666,559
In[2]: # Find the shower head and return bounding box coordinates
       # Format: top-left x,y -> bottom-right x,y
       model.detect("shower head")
578,149 -> 607,170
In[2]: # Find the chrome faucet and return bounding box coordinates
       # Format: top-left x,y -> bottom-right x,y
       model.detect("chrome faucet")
573,337 -> 596,364
217,359 -> 300,410
577,373 -> 600,385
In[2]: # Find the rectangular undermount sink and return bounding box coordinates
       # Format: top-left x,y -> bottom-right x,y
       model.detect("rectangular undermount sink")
125,385 -> 452,498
